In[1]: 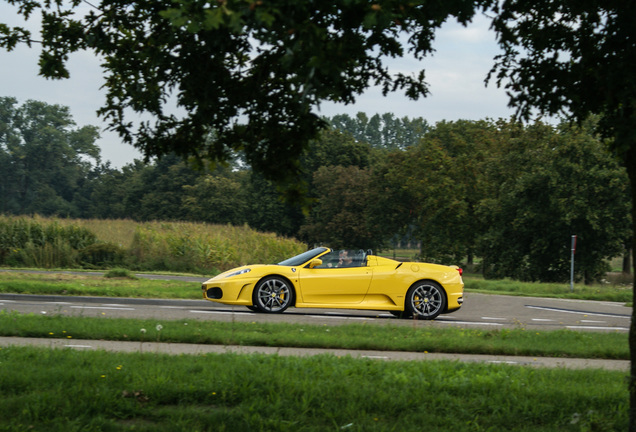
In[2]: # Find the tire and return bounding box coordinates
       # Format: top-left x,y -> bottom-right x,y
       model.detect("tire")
405,281 -> 447,320
252,276 -> 294,313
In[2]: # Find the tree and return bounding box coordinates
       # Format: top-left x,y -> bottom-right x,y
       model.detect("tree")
299,165 -> 378,250
327,112 -> 428,150
421,119 -> 499,265
300,128 -> 372,175
182,171 -> 248,225
244,172 -> 305,238
488,1 -> 636,427
478,119 -> 630,283
0,0 -> 481,195
375,136 -> 467,263
0,97 -> 100,216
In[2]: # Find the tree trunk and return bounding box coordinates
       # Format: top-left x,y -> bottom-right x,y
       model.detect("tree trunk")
624,243 -> 632,274
623,147 -> 636,432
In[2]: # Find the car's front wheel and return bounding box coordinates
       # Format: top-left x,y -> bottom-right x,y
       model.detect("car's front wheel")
252,276 -> 294,313
405,281 -> 446,320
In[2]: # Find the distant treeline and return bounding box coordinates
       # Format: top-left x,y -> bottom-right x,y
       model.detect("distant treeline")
0,97 -> 630,282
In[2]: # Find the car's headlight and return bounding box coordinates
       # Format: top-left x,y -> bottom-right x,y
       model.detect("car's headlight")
225,268 -> 251,278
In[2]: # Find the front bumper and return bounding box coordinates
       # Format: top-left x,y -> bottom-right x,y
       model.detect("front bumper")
201,277 -> 257,305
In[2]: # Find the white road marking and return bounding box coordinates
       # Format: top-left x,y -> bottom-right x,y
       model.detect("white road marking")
526,305 -> 630,319
482,317 -> 506,320
159,306 -> 186,309
362,355 -> 389,359
65,344 -> 93,349
566,325 -> 628,331
70,306 -> 135,311
532,318 -> 555,322
580,319 -> 606,324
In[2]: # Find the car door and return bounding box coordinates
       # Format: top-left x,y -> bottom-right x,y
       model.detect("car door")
297,266 -> 373,304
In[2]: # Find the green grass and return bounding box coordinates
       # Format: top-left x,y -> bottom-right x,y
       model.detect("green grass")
0,346 -> 627,431
464,274 -> 633,303
0,311 -> 628,360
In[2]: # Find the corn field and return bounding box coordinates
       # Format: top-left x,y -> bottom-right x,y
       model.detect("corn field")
0,215 -> 306,273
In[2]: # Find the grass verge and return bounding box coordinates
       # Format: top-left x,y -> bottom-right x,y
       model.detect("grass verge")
0,271 -> 201,299
0,311 -> 628,360
0,345 -> 627,431
464,274 -> 633,303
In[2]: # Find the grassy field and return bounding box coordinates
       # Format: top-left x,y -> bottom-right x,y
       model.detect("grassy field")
0,346 -> 627,431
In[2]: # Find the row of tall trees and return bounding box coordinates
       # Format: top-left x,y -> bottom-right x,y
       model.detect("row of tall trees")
0,97 -> 630,283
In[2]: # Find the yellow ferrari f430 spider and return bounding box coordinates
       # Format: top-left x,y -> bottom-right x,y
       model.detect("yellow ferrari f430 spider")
202,247 -> 463,320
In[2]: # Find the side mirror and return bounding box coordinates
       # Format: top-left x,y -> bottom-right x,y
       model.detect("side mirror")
308,259 -> 322,269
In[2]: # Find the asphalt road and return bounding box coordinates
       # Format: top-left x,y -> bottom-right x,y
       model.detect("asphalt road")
0,271 -> 631,370
0,291 -> 629,332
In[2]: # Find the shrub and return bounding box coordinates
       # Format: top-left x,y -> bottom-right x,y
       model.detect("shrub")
78,242 -> 126,268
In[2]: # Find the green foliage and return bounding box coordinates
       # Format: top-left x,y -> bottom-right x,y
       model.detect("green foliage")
301,128 -> 373,174
0,216 -> 306,272
299,165 -> 377,249
0,0 -> 483,194
478,120 -> 630,282
182,171 -> 248,224
0,216 -> 97,268
326,112 -> 429,150
0,97 -> 100,217
489,1 -> 636,154
79,243 -> 127,268
126,222 -> 303,272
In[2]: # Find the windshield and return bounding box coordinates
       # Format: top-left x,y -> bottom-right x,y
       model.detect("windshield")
277,247 -> 328,266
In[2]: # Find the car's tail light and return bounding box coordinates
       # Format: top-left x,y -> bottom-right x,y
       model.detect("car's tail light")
457,268 -> 463,276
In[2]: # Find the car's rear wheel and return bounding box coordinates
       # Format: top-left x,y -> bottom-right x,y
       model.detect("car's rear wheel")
405,281 -> 446,320
252,276 -> 294,313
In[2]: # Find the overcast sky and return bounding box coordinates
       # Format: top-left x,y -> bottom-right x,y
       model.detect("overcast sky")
0,6 -> 515,168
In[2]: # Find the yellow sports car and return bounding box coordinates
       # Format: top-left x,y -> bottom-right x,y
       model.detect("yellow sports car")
202,247 -> 464,320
